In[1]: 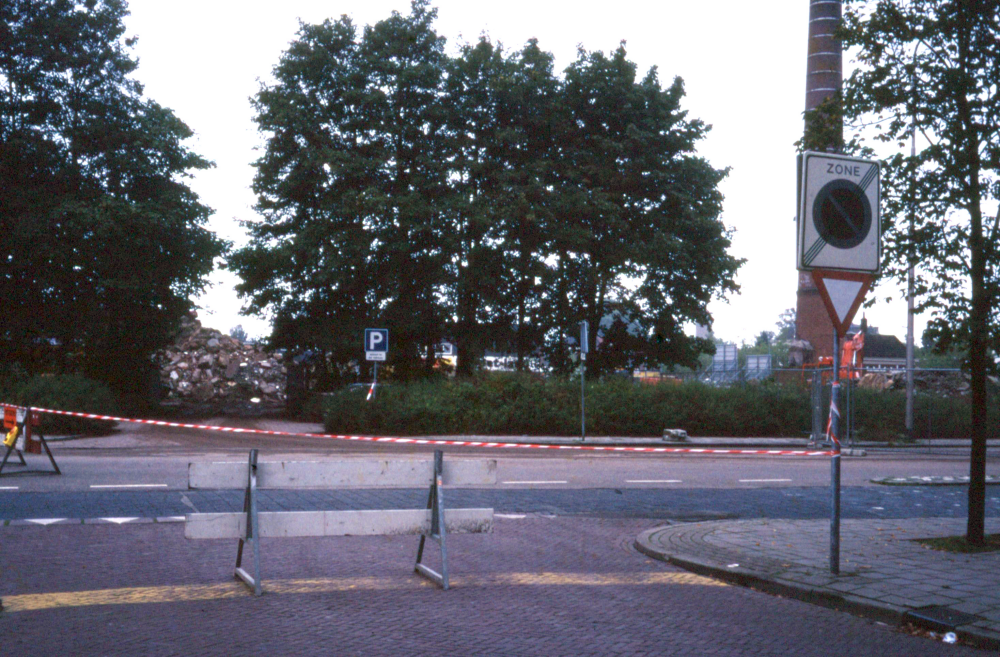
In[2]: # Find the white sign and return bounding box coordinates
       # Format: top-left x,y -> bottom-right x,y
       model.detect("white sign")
797,151 -> 881,273
812,271 -> 874,337
366,351 -> 386,361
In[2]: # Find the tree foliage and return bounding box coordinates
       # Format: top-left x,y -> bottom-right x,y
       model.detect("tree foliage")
0,0 -> 227,397
841,0 -> 1000,543
233,0 -> 740,384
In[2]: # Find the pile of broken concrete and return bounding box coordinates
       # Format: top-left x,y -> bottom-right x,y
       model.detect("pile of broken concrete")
857,369 -> 998,397
157,314 -> 286,412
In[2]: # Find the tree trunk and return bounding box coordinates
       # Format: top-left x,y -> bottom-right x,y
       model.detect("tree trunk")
516,289 -> 527,372
955,14 -> 987,546
967,201 -> 988,546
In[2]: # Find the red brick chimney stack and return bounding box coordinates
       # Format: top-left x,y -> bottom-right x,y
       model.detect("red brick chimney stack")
796,0 -> 843,359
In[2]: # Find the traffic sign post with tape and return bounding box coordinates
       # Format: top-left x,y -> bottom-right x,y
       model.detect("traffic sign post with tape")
796,151 -> 880,576
364,329 -> 389,401
364,329 -> 388,361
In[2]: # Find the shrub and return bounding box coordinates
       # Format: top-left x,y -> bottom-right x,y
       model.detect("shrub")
847,386 -> 999,441
322,375 -> 815,437
320,374 -> 998,439
11,374 -> 120,434
0,363 -> 30,404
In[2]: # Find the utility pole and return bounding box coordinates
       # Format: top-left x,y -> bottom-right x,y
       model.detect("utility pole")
905,47 -> 918,440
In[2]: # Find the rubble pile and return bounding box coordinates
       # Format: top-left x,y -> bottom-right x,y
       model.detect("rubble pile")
857,370 -> 998,397
157,314 -> 286,411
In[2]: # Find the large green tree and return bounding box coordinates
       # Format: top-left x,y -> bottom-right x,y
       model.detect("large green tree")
0,0 -> 226,396
359,0 -> 450,378
235,3 -> 739,382
545,45 -> 739,376
490,40 -> 561,373
235,2 -> 450,383
842,0 -> 1000,543
234,15 -> 379,387
441,38 -> 559,375
441,38 -> 513,376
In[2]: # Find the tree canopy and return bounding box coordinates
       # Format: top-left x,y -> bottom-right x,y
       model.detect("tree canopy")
841,0 -> 1000,543
232,0 -> 741,385
0,0 -> 228,397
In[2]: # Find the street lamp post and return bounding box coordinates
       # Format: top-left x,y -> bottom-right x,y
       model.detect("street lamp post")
905,48 -> 919,440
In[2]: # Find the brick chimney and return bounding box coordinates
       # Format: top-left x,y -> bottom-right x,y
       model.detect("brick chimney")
796,0 -> 843,359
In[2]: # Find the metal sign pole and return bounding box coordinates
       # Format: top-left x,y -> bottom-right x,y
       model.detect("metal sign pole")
830,333 -> 842,575
580,321 -> 588,442
373,361 -> 378,401
580,353 -> 586,442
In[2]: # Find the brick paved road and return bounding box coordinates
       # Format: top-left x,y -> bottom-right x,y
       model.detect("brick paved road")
3,485 -> 999,523
0,517 -> 983,655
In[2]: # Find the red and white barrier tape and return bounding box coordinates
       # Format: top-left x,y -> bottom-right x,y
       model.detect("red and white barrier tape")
6,404 -> 833,456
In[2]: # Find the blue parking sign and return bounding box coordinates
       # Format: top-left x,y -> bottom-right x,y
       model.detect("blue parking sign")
365,329 -> 388,361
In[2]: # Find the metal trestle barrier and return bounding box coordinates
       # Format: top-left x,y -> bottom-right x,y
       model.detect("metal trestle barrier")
415,450 -> 449,589
0,407 -> 60,477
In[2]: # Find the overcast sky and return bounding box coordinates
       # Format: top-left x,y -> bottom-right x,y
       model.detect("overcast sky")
123,0 -> 925,346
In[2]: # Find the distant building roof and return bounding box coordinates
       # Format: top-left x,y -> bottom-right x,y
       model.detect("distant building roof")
848,322 -> 878,335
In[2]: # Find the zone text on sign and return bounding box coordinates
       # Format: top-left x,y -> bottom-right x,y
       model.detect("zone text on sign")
827,163 -> 861,177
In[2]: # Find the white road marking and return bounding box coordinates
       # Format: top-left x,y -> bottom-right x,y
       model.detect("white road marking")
99,517 -> 139,524
739,479 -> 793,483
502,480 -> 568,485
0,486 -> 18,490
26,519 -> 66,526
626,479 -> 682,484
90,484 -> 168,489
494,514 -> 528,519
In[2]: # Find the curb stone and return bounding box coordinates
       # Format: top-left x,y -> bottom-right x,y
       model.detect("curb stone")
635,523 -> 1000,652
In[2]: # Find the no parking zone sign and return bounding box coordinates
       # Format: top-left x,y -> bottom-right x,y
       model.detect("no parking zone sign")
796,151 -> 881,338
797,151 -> 881,273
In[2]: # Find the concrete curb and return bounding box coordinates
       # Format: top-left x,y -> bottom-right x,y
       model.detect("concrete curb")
635,524 -> 1000,651
871,475 -> 1000,486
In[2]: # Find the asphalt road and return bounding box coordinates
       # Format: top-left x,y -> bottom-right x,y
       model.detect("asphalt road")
3,418 -> 998,655
1,417 -> 997,522
0,451 -> 990,492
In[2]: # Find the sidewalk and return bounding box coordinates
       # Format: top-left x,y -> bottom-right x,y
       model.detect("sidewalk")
1,517 -> 983,656
637,517 -> 1000,650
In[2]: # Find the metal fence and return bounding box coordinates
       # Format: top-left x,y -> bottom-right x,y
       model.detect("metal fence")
643,364 -> 993,443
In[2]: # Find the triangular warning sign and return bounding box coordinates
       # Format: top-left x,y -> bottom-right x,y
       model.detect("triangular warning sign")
812,270 -> 874,337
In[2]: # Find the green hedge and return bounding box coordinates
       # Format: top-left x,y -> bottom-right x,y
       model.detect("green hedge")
322,374 -> 813,437
2,372 -> 120,434
322,373 -> 998,439
847,387 -> 998,441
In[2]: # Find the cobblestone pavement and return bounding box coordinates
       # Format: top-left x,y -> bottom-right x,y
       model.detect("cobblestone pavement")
638,517 -> 1000,651
3,484 -> 999,523
0,517 -> 984,655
